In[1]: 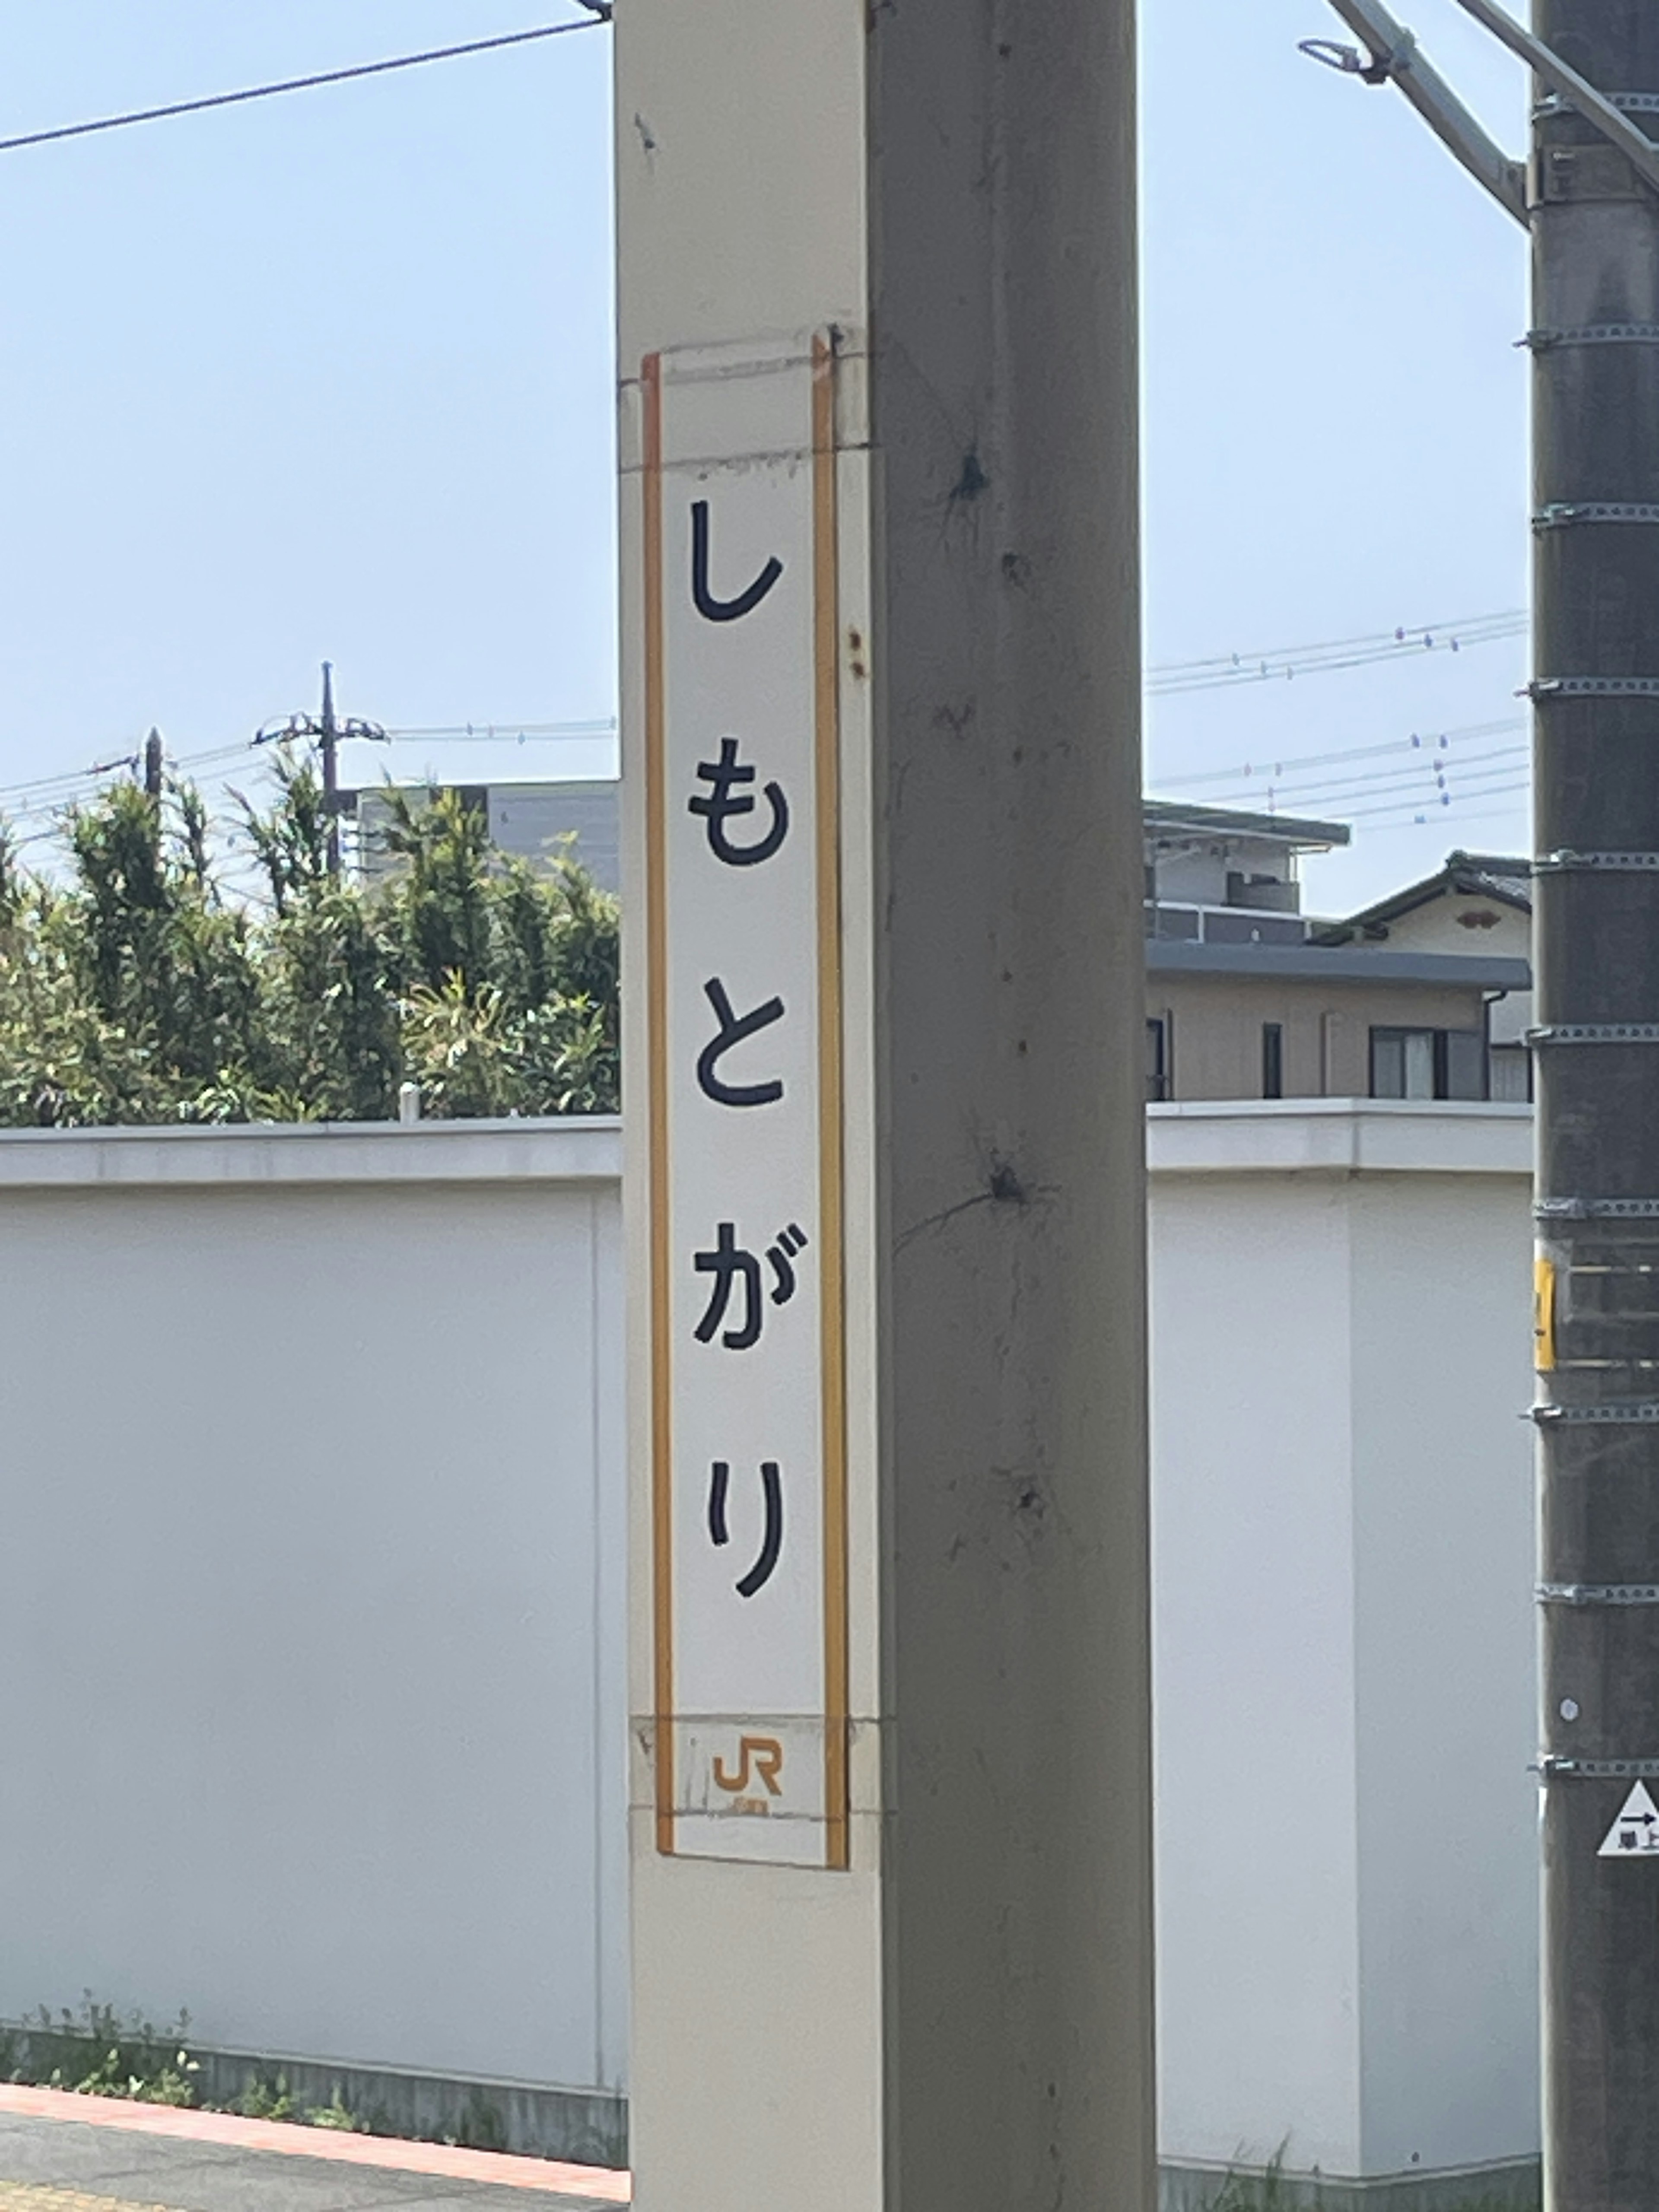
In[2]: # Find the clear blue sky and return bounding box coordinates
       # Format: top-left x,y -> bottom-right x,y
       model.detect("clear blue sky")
1145,0 -> 1531,910
0,1 -> 1532,910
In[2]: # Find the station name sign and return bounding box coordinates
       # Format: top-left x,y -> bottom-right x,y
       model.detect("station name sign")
642,335 -> 851,1870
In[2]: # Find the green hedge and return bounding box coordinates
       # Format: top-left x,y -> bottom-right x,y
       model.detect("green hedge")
0,757 -> 618,1126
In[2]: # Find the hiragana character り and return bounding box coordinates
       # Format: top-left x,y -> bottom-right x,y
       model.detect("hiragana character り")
708,1459 -> 784,1598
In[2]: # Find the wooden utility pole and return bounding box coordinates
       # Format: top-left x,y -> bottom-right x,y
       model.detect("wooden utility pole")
615,3 -> 1153,2210
1307,2 -> 1659,2203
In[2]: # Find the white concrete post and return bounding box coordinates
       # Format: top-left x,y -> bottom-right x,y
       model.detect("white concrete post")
617,6 -> 1150,2210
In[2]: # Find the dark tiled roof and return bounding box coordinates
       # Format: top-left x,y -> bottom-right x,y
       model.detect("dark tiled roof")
1310,851 -> 1531,945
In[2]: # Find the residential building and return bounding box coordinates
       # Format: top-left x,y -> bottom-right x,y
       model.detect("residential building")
1144,941 -> 1529,1106
1143,800 -> 1348,946
1146,841 -> 1534,1108
1312,851 -> 1534,1100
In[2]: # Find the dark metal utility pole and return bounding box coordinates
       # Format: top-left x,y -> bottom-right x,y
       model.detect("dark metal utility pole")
1530,9 -> 1659,2206
1304,2 -> 1659,2205
255,662 -> 386,875
143,728 -> 163,800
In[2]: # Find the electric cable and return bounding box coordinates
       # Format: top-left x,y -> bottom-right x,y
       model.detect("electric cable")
0,16 -> 608,159
1148,610 -> 1528,695
1151,716 -> 1527,792
1228,742 -> 1530,814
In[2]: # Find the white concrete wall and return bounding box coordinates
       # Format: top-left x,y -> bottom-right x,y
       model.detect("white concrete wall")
0,1105 -> 1541,2191
1151,1168 -> 1363,2177
0,1121 -> 626,2104
1349,1176 -> 1537,2177
1149,1102 -> 1538,2193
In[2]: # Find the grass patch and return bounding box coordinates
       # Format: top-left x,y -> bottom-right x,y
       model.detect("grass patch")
1198,2145 -> 1540,2212
0,1996 -> 561,2160
0,1999 -> 460,2146
0,2002 -> 200,2109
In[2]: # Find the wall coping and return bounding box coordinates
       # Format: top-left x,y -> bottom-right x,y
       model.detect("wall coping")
1148,1098 -> 1534,1179
0,1117 -> 623,1189
0,1102 -> 1529,1190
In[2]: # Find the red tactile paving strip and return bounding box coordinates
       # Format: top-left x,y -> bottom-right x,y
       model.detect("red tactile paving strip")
0,2086 -> 631,2204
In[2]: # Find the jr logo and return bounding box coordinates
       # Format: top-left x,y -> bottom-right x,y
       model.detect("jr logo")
712,1735 -> 785,1798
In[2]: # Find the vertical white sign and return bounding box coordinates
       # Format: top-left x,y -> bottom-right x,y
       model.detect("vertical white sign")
643,335 -> 848,1869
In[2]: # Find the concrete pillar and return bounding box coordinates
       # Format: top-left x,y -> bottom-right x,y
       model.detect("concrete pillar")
616,6 -> 1150,2208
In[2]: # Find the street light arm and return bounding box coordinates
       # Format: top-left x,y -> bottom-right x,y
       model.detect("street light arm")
1448,0 -> 1659,201
1305,0 -> 1529,228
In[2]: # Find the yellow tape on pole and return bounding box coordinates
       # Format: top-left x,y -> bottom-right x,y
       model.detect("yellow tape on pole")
1535,1256 -> 1558,1374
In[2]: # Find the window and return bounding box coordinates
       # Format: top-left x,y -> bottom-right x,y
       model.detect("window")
1147,1016 -> 1172,1104
1262,1022 -> 1284,1100
1370,1026 -> 1487,1102
1371,1027 -> 1437,1099
1489,1044 -> 1533,1104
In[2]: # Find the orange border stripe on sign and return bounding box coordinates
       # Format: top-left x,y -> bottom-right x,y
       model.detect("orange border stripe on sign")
642,352 -> 676,1856
813,332 -> 851,1871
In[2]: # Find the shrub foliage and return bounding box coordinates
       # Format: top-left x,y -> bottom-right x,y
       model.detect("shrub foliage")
0,760 -> 619,1125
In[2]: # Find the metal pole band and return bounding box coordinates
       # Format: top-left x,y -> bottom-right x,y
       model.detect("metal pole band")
1527,1024 -> 1659,1046
1533,1401 -> 1659,1424
1535,91 -> 1659,119
1534,852 -> 1659,873
1539,1582 -> 1659,1605
1535,503 -> 1659,528
1540,1757 -> 1659,1779
1524,324 -> 1659,350
1529,677 -> 1659,699
1538,1196 -> 1659,1219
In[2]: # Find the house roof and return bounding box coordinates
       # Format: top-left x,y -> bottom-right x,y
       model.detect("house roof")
1143,800 -> 1352,850
1310,851 -> 1532,946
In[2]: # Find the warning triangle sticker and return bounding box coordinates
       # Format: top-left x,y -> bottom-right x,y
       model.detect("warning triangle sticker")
1599,1782 -> 1659,1857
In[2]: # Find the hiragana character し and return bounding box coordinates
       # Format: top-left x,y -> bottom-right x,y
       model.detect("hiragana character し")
690,499 -> 783,624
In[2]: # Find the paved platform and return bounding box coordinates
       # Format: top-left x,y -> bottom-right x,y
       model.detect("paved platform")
0,2089 -> 631,2212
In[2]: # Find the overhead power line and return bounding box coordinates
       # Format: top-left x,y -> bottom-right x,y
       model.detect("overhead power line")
1250,742 -> 1529,813
1148,609 -> 1528,696
1150,717 -> 1531,819
1342,775 -> 1530,825
1151,715 -> 1527,792
0,716 -> 619,826
0,15 -> 609,158
0,738 -> 251,808
382,718 -> 617,743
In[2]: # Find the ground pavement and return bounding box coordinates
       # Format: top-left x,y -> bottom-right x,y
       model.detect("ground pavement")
0,2089 -> 630,2212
